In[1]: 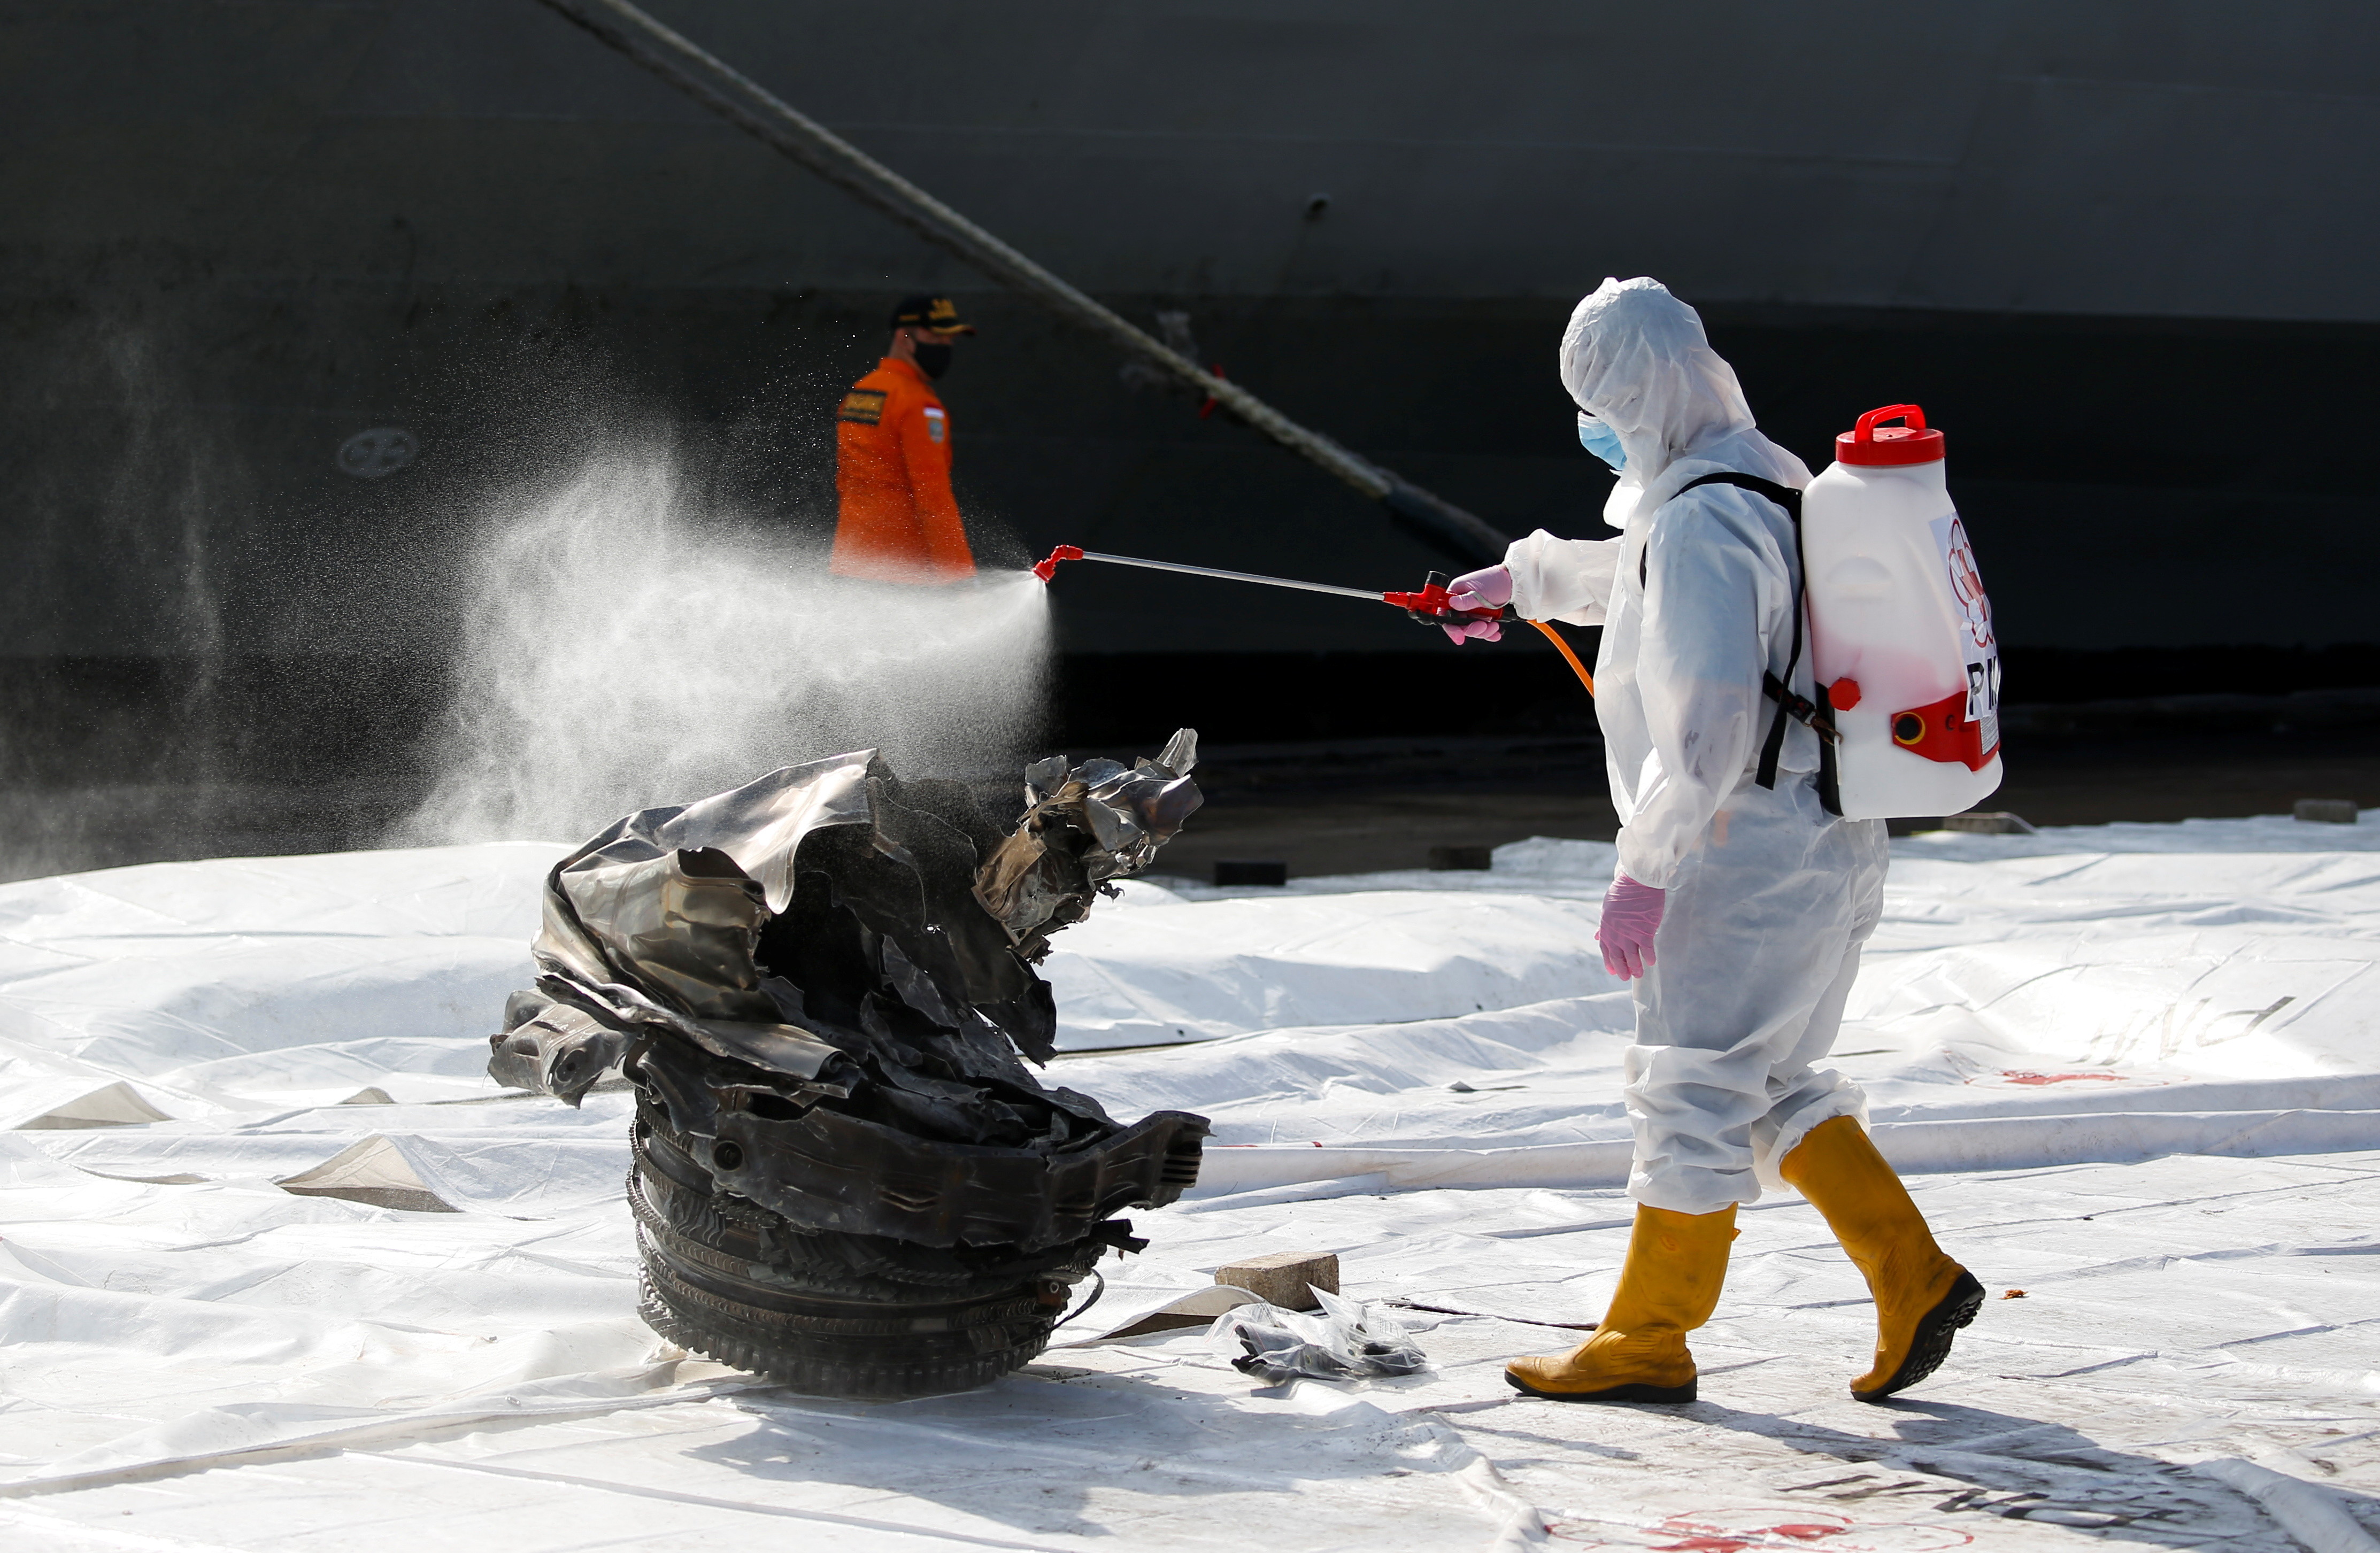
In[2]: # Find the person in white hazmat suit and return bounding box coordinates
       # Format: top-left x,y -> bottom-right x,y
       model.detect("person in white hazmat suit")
1445,278 -> 1983,1404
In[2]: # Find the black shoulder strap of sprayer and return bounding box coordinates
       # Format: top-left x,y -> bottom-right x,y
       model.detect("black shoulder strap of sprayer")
1666,472 -> 1843,815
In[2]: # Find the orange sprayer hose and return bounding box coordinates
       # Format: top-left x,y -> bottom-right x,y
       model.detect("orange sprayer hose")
1526,618 -> 1595,696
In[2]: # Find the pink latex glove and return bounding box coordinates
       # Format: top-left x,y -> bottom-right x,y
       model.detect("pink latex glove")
1442,564 -> 1511,645
1597,871 -> 1665,979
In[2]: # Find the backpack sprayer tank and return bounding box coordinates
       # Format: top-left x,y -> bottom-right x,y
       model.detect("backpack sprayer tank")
1803,405 -> 2004,820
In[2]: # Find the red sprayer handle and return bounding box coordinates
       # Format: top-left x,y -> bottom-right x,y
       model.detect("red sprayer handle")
1382,576 -> 1590,691
1381,578 -> 1506,624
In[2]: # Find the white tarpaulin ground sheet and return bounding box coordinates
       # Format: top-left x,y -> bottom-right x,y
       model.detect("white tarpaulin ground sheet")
1,815 -> 2376,1550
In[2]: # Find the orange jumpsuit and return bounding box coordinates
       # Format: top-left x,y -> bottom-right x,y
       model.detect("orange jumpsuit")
830,356 -> 975,581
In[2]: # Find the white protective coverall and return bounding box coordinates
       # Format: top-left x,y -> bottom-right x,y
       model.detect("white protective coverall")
1511,277 -> 1889,1216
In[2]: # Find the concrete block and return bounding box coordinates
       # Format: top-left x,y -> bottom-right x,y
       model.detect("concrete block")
1215,1250 -> 1339,1311
2295,798 -> 2361,825
1940,812 -> 2038,835
1428,845 -> 1493,871
1105,1284 -> 1265,1339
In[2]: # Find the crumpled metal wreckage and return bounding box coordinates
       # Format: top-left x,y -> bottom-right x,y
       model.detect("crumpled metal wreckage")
489,731 -> 1211,1400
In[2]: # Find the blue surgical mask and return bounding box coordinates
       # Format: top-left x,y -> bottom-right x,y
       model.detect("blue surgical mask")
1576,412 -> 1626,471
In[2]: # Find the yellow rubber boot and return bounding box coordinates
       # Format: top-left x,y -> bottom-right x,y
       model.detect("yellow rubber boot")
1780,1116 -> 1984,1401
1505,1204 -> 1735,1404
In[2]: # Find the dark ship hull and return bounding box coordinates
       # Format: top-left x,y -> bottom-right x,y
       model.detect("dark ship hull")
1,3 -> 2374,874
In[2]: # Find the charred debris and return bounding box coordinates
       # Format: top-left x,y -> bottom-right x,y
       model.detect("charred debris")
490,732 -> 1211,1399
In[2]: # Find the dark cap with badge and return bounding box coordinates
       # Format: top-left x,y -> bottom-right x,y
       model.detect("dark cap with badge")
889,295 -> 977,335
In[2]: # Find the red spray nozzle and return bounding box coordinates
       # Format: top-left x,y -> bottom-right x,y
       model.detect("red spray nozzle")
1032,545 -> 1084,583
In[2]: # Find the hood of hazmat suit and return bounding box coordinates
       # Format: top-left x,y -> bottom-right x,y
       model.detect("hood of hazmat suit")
1510,276 -> 1820,886
1505,277 -> 1888,1215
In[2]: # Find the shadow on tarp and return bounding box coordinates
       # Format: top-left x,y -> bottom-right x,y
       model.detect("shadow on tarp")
677,1369 -> 1465,1542
1678,1396 -> 2379,1550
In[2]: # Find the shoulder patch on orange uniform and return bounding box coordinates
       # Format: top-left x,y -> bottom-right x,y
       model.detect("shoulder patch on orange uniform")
838,389 -> 888,425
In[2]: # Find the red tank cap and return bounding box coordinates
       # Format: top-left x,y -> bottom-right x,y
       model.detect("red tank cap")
1836,404 -> 1945,467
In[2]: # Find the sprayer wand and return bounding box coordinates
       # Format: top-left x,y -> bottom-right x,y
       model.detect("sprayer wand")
1032,546 -> 1595,695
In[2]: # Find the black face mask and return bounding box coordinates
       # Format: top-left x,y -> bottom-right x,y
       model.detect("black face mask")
912,341 -> 953,380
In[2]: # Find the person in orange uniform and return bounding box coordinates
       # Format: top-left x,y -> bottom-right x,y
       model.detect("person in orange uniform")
830,295 -> 978,583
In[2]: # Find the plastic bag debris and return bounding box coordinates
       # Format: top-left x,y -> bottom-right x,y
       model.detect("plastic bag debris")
1212,1288 -> 1429,1383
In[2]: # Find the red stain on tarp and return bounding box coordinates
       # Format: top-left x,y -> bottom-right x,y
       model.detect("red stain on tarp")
1655,1524 -> 1848,1550
2000,1071 -> 2127,1086
1580,1511 -> 1969,1552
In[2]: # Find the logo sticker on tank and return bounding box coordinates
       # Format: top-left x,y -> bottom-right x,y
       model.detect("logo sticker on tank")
1930,514 -> 2000,738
